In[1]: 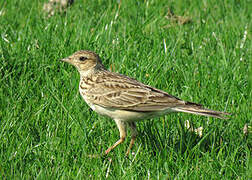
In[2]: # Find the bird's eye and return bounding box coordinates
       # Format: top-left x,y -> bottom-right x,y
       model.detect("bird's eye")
79,56 -> 88,61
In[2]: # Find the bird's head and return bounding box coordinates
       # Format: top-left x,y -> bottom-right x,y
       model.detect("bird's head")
61,50 -> 104,74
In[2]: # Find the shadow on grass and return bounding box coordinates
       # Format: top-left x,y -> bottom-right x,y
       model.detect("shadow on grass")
136,119 -> 229,158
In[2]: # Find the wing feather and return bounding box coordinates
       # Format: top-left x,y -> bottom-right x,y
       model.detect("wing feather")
83,72 -> 186,112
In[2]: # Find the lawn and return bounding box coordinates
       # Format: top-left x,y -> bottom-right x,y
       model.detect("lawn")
0,0 -> 251,179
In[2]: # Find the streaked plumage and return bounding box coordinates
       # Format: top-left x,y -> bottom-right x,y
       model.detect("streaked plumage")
61,50 -> 230,155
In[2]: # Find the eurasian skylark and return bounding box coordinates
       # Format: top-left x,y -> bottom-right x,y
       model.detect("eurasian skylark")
61,50 -> 230,155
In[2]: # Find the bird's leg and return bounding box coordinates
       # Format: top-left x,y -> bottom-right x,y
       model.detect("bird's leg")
105,119 -> 126,155
126,122 -> 138,156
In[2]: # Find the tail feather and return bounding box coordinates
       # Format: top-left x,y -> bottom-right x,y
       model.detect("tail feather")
172,101 -> 231,119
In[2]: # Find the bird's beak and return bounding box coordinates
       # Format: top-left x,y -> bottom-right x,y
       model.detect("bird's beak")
60,58 -> 70,62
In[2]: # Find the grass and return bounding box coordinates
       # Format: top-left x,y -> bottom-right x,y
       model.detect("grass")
0,0 -> 251,179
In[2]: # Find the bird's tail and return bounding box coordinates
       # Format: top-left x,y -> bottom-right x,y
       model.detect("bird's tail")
172,101 -> 231,119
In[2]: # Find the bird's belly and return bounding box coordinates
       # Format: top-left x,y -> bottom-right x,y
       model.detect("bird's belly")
92,104 -> 150,121
87,103 -> 174,122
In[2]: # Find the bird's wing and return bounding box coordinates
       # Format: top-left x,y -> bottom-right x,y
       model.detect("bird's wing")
83,71 -> 190,112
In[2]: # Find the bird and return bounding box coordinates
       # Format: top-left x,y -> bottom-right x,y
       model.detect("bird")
60,50 -> 230,156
